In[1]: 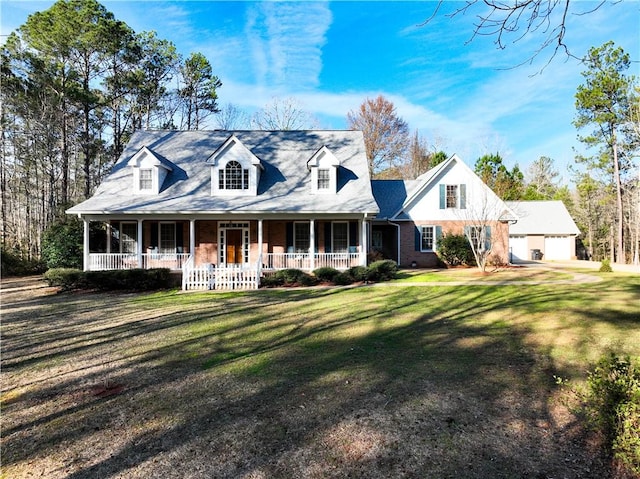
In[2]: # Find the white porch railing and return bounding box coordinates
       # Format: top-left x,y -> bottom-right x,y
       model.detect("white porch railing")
263,252 -> 363,271
182,257 -> 261,291
89,253 -> 190,271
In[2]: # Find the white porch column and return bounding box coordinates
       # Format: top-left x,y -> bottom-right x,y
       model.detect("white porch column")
257,219 -> 263,266
83,217 -> 90,271
137,219 -> 143,268
360,217 -> 367,266
189,219 -> 196,263
309,219 -> 315,270
106,222 -> 112,254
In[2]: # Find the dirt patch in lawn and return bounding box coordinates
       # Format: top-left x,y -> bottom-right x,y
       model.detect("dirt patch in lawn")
1,276 -> 619,478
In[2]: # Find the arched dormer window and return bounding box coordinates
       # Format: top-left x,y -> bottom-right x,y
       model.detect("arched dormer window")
219,161 -> 249,190
208,135 -> 263,196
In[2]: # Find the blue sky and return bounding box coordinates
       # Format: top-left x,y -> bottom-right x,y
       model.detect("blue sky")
2,1 -> 639,182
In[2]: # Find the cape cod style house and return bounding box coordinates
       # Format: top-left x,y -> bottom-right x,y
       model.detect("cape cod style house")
67,130 -> 519,289
67,130 -> 379,289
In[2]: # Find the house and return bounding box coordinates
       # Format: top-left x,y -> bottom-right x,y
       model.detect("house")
371,155 -> 517,268
67,131 -> 521,289
505,200 -> 580,262
66,130 -> 379,289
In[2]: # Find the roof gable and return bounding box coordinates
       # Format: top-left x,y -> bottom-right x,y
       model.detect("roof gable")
378,154 -> 517,222
506,201 -> 580,235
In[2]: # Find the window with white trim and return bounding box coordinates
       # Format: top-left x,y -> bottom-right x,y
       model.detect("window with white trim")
219,161 -> 249,190
294,222 -> 310,253
317,169 -> 330,190
159,222 -> 176,254
120,222 -> 137,254
420,226 -> 436,252
446,185 -> 458,208
139,168 -> 153,190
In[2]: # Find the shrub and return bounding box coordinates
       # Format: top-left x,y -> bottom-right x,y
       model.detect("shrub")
313,267 -> 340,282
333,271 -> 355,286
41,218 -> 83,269
44,268 -> 84,290
44,268 -> 172,291
348,265 -> 369,282
1,246 -> 46,276
366,260 -> 398,282
260,273 -> 284,288
437,233 -> 475,267
600,258 -> 613,273
264,269 -> 318,287
559,353 -> 640,475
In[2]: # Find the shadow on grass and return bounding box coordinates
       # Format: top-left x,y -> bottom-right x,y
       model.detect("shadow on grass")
3,282 -> 629,478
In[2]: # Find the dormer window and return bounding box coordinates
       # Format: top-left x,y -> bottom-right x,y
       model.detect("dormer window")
208,135 -> 263,196
308,146 -> 339,194
128,146 -> 173,195
139,169 -> 153,190
220,161 -> 249,190
317,169 -> 330,190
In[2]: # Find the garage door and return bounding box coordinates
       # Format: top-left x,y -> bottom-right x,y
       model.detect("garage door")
544,236 -> 571,260
509,235 -> 528,262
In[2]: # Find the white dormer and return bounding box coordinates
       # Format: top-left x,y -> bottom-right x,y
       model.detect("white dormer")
127,146 -> 173,195
207,135 -> 263,196
307,146 -> 340,194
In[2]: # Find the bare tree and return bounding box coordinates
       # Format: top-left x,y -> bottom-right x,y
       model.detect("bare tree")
347,95 -> 409,178
251,97 -> 319,130
424,0 -> 610,67
214,103 -> 250,130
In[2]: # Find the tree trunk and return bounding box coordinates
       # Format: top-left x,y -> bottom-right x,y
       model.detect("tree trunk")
613,140 -> 625,263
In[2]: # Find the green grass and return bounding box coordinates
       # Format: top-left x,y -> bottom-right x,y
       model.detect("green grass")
2,273 -> 639,478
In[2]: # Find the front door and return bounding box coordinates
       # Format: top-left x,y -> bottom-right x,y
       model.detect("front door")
226,229 -> 243,264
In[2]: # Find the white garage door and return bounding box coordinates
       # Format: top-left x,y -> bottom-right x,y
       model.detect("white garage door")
544,236 -> 571,260
509,235 -> 528,262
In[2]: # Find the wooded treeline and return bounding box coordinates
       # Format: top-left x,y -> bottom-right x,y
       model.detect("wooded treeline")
1,0 -> 221,260
1,0 -> 638,265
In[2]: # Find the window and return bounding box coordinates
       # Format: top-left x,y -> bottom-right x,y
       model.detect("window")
219,161 -> 249,190
446,185 -> 458,208
159,222 -> 176,254
294,223 -> 310,253
421,226 -> 435,251
120,222 -> 137,254
317,169 -> 330,190
467,226 -> 490,252
139,169 -> 153,190
332,222 -> 348,253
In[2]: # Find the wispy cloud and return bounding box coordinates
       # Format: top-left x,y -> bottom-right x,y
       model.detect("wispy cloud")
245,1 -> 332,90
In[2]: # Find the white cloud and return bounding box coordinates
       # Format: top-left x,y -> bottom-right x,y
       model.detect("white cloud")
245,2 -> 332,90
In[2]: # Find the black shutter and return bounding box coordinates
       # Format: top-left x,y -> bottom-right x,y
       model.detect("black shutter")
324,222 -> 332,253
286,222 -> 293,252
176,223 -> 184,252
151,223 -> 158,248
349,221 -> 357,247
415,225 -> 421,251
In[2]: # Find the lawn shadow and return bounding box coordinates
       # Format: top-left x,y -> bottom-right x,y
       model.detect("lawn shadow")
2,283 -> 623,478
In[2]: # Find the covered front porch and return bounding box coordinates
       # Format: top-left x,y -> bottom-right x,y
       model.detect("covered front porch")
80,216 -> 371,289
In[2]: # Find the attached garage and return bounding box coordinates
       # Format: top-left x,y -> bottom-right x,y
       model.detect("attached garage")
544,235 -> 573,260
505,201 -> 580,263
509,235 -> 528,262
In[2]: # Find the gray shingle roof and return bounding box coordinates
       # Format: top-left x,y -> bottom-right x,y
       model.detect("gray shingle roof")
67,130 -> 379,217
505,201 -> 580,235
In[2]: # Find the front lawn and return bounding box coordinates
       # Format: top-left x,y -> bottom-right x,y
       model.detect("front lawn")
1,272 -> 639,478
